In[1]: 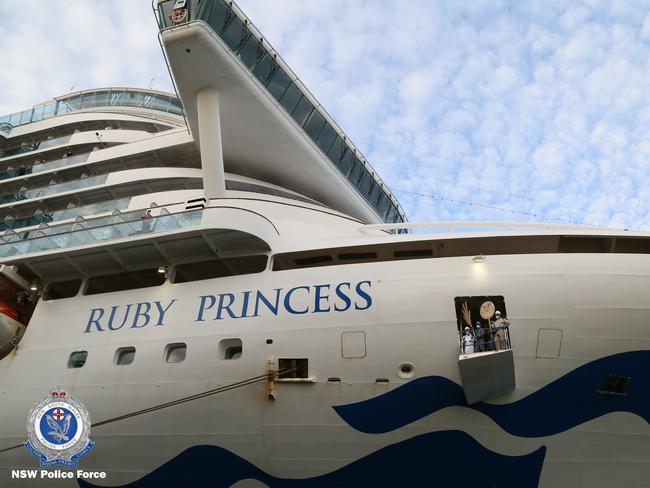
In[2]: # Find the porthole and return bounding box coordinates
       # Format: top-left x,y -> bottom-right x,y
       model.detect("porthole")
219,338 -> 242,360
164,343 -> 187,363
114,347 -> 136,366
397,362 -> 415,379
67,351 -> 88,369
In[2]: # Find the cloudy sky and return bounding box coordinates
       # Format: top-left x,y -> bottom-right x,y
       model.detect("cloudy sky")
2,1 -> 650,229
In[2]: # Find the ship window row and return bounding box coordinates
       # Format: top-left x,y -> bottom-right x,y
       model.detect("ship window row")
67,338 -> 242,368
157,0 -> 405,228
272,234 -> 650,271
0,89 -> 183,129
37,232 -> 650,301
43,256 -> 268,300
43,232 -> 650,299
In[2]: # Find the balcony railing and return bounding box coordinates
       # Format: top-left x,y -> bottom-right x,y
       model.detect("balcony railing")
0,197 -> 131,234
1,152 -> 91,182
0,89 -> 183,129
0,208 -> 203,259
0,175 -> 109,205
0,134 -> 72,160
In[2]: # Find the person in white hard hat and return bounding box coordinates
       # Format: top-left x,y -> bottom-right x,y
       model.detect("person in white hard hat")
462,326 -> 475,354
491,310 -> 511,351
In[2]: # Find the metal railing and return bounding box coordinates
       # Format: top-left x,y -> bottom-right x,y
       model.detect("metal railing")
0,174 -> 109,205
0,134 -> 72,160
0,88 -> 183,129
1,152 -> 91,182
0,207 -> 203,259
459,328 -> 511,355
0,198 -> 131,233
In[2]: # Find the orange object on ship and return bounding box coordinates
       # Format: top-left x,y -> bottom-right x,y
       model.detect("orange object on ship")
0,300 -> 18,321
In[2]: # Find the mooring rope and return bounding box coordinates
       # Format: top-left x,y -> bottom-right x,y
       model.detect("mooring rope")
0,367 -> 292,454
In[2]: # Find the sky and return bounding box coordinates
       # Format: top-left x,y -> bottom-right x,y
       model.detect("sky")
2,0 -> 650,229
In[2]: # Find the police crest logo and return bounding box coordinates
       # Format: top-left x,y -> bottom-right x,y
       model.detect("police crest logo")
24,387 -> 94,467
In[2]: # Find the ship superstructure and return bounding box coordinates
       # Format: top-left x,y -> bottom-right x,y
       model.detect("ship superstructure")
0,1 -> 648,487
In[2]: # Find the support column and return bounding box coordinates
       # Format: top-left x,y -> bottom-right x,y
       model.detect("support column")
196,88 -> 226,199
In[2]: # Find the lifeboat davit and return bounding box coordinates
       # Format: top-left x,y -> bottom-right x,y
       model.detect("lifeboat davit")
0,300 -> 25,359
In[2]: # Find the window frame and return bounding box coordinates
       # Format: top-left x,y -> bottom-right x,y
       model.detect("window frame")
67,350 -> 88,369
164,342 -> 188,363
114,346 -> 136,366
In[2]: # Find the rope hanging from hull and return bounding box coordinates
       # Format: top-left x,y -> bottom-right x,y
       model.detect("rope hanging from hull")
0,366 -> 293,455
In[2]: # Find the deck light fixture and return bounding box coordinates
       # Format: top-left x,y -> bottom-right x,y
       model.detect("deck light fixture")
472,255 -> 486,263
157,265 -> 168,275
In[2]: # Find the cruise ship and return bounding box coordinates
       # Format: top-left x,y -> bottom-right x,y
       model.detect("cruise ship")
0,1 -> 648,486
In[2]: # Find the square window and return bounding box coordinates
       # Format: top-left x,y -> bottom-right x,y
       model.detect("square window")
165,343 -> 187,363
219,338 -> 242,360
279,358 -> 308,379
67,351 -> 88,368
115,346 -> 136,366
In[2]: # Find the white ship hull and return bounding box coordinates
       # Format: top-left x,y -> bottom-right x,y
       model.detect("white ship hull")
1,251 -> 648,487
1,2 -> 647,486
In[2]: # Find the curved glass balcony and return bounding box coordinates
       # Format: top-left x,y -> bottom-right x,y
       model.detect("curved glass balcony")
156,0 -> 407,229
0,208 -> 203,258
0,175 -> 108,205
0,197 -> 131,233
0,89 -> 183,129
1,152 -> 91,181
0,134 -> 72,160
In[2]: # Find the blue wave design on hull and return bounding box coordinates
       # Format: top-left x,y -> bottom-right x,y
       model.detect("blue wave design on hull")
334,350 -> 650,436
79,431 -> 545,488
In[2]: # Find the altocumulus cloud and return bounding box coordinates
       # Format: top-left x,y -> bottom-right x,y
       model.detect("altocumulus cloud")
0,1 -> 172,114
240,0 -> 650,229
4,0 -> 650,229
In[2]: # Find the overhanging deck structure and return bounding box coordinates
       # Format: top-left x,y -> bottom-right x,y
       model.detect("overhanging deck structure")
155,0 -> 407,227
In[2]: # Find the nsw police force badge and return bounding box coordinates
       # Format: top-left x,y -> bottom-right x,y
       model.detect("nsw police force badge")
24,387 -> 94,467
